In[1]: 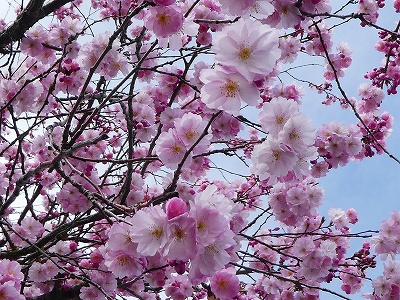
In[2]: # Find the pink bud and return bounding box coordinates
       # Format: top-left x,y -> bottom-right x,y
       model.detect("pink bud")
69,241 -> 78,251
166,197 -> 187,220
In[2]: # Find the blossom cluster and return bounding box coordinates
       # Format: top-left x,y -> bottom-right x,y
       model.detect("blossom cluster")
365,28 -> 400,95
268,178 -> 324,226
252,97 -> 317,184
200,17 -> 281,115
101,185 -> 244,298
372,211 -> 400,256
312,122 -> 363,176
367,212 -> 400,299
155,112 -> 209,169
247,218 -> 372,298
0,260 -> 24,300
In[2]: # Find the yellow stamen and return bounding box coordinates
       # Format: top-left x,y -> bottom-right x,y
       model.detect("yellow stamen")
223,80 -> 240,97
157,14 -> 170,25
172,144 -> 182,154
239,47 -> 251,60
151,227 -> 163,239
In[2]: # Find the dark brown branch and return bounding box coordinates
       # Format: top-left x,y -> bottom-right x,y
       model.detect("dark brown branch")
0,0 -> 73,53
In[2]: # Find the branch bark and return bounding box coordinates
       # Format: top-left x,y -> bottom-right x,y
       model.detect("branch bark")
0,0 -> 73,53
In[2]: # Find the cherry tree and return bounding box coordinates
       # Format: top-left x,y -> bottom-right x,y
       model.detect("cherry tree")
0,0 -> 399,299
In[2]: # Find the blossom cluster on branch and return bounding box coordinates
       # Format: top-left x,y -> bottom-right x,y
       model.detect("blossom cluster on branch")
0,0 -> 399,299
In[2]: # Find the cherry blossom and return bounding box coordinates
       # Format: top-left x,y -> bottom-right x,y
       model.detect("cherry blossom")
165,274 -> 194,300
269,0 -> 302,29
191,202 -> 229,246
210,267 -> 240,300
129,206 -> 169,256
200,66 -> 261,115
212,18 -> 281,81
259,97 -> 299,135
189,229 -> 236,281
251,139 -> 298,184
154,128 -> 187,168
165,213 -> 197,261
145,6 -> 184,38
174,112 -> 208,148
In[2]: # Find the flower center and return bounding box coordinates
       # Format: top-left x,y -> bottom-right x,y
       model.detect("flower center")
239,46 -> 251,60
157,13 -> 170,26
206,243 -> 220,254
276,116 -> 285,124
174,227 -> 185,240
186,130 -> 197,140
272,150 -> 281,161
223,80 -> 240,97
217,278 -> 228,289
197,221 -> 206,232
172,144 -> 182,154
289,130 -> 300,140
117,255 -> 129,266
151,226 -> 163,239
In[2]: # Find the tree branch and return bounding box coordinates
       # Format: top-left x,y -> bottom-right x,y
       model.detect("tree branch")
0,0 -> 73,53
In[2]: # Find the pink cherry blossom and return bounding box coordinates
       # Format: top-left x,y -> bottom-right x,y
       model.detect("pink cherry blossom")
268,179 -> 324,225
328,208 -> 350,230
154,128 -> 187,168
0,282 -> 25,300
189,230 -> 236,282
212,18 -> 281,81
293,236 -> 316,257
211,112 -> 242,140
395,0 -> 400,12
251,139 -> 298,184
278,113 -> 315,152
279,35 -> 302,63
20,26 -> 47,58
218,0 -> 256,16
300,0 -> 332,14
174,112 -> 208,148
357,82 -> 385,113
0,260 -> 23,290
191,203 -> 229,247
247,0 -> 275,19
2,1 -> 400,299
346,208 -> 358,224
165,274 -> 194,300
153,0 -> 175,6
80,270 -> 117,300
269,0 -> 302,29
145,6 -> 184,38
210,267 -> 240,300
129,206 -> 169,256
166,197 -> 188,220
165,213 -> 197,261
200,67 -> 261,116
304,20 -> 333,56
104,250 -> 144,278
357,0 -> 379,23
29,261 -> 59,283
258,97 -> 299,136
193,184 -> 234,219
106,220 -> 137,253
